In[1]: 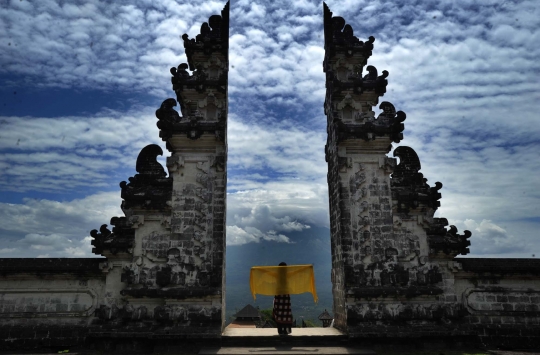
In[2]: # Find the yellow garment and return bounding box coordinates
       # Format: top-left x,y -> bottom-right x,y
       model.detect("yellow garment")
250,264 -> 318,303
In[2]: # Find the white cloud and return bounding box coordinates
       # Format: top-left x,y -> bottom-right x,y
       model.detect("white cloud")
225,202 -> 313,245
0,192 -> 121,257
226,225 -> 291,246
0,106 -> 167,193
452,219 -> 537,257
226,186 -> 329,246
0,0 -> 227,92
0,0 -> 539,258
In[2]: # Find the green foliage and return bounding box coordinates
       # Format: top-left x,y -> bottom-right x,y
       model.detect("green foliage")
303,319 -> 317,327
260,308 -> 276,326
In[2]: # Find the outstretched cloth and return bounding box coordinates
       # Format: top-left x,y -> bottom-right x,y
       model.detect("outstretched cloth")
249,264 -> 318,303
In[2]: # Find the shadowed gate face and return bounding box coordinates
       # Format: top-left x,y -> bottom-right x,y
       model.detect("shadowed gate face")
89,2 -> 231,337
3,2 -> 540,351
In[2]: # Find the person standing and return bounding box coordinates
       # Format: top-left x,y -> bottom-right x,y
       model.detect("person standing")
273,262 -> 293,335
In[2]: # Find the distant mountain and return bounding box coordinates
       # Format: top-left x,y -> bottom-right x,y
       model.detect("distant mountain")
225,226 -> 333,325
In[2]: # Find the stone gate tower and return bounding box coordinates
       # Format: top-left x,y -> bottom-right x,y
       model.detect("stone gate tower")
91,2 -> 229,339
323,3 -> 472,338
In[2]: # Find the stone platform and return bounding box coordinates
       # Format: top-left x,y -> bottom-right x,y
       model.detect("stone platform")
223,327 -> 345,337
221,327 -> 348,347
199,347 -> 376,355
203,328 -> 376,355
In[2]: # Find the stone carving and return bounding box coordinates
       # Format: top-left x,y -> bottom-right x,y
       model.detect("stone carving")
95,304 -> 148,321
180,2 -> 229,82
428,224 -> 472,257
346,301 -> 463,324
156,2 -> 228,146
156,99 -> 226,142
91,217 -> 134,256
141,231 -> 170,258
172,65 -> 213,102
182,3 -> 229,64
120,286 -> 221,299
210,155 -> 225,172
323,2 -> 390,100
156,98 -> 182,140
119,145 -> 172,211
156,98 -> 182,125
332,101 -> 406,143
154,305 -> 220,323
323,3 -> 375,55
170,63 -> 190,93
0,1 -> 230,347
120,254 -> 213,290
0,291 -> 95,316
136,144 -> 167,178
376,102 -> 406,142
128,215 -> 144,229
327,64 -> 389,96
350,260 -> 444,293
466,289 -> 540,314
167,154 -> 185,173
95,304 -> 120,320
361,65 -> 389,95
122,304 -> 148,320
391,146 -> 442,213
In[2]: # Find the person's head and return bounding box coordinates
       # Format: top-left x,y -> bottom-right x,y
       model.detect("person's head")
279,262 -> 287,266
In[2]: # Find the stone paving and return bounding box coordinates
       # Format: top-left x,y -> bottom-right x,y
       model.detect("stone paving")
199,347 -> 375,355
223,327 -> 345,337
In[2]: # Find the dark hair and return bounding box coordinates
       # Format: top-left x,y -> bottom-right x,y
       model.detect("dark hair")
279,262 -> 287,266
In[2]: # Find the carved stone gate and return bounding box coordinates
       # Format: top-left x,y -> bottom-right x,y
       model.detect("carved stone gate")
0,2 -> 539,351
322,3 -> 540,346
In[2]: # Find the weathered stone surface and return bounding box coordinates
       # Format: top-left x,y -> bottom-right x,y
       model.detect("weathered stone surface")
349,285 -> 443,299
391,146 -> 442,213
0,3 -> 229,351
119,144 -> 173,212
323,3 -> 539,349
0,258 -> 103,273
324,2 -> 422,331
0,3 -> 539,352
91,217 -> 135,256
453,258 -> 540,348
459,258 -> 540,274
156,97 -> 226,141
120,287 -> 221,299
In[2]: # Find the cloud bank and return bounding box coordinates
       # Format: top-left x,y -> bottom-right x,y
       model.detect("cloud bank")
0,0 -> 538,257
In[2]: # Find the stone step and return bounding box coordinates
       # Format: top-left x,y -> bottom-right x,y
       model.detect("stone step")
199,347 -> 376,355
221,328 -> 349,347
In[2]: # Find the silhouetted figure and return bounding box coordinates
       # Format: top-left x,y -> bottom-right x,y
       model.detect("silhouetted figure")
273,262 -> 292,335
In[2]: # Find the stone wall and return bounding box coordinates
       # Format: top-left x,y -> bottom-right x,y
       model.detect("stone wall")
0,259 -> 105,350
456,258 -> 540,348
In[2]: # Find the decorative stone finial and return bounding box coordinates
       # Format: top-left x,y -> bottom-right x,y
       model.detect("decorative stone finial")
182,1 -> 230,71
90,217 -> 135,256
391,146 -> 444,213
119,145 -> 172,211
136,144 -> 166,178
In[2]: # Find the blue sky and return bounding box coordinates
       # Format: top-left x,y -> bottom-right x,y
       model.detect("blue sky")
0,0 -> 539,258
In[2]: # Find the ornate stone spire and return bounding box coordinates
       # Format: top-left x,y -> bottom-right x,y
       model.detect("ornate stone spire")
323,2 -> 471,336
159,1 -> 229,144
90,2 -> 229,336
